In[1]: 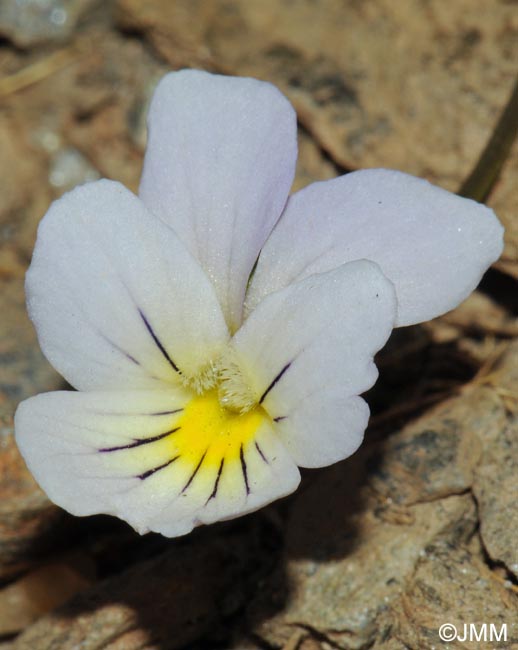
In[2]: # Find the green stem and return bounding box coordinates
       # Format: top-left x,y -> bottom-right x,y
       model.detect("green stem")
459,75 -> 518,202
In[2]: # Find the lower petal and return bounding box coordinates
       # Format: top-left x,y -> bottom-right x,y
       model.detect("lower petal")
15,389 -> 300,537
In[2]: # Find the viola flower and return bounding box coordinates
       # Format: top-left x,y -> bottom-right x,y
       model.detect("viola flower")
15,70 -> 503,537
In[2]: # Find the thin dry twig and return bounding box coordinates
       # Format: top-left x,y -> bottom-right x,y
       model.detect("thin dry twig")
0,47 -> 78,98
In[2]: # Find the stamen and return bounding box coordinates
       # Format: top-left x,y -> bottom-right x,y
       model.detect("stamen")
215,347 -> 257,414
178,346 -> 258,413
181,359 -> 218,394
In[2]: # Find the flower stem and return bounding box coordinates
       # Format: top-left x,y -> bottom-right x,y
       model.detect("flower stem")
458,75 -> 518,203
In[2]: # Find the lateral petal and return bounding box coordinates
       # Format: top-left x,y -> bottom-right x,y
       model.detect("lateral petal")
233,260 -> 397,467
247,169 -> 504,327
27,179 -> 229,391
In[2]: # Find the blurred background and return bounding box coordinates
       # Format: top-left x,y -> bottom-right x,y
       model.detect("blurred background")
0,1 -> 518,649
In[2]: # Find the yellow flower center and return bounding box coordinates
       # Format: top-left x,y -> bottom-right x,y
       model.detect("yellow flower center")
108,348 -> 274,500
171,388 -> 266,470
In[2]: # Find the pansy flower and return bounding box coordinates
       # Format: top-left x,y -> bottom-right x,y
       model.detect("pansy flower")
15,70 -> 503,537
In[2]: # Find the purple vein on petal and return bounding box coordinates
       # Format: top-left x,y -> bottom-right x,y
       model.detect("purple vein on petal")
138,455 -> 180,480
259,362 -> 292,404
181,449 -> 208,493
240,444 -> 250,495
98,331 -> 141,366
206,457 -> 225,504
99,427 -> 181,453
255,441 -> 269,464
138,308 -> 181,374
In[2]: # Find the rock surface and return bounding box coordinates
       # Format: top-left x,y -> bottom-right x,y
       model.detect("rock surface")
247,342 -> 518,649
0,0 -> 97,47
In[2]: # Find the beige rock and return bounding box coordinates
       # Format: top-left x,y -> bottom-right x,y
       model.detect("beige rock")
293,129 -> 337,192
115,0 -> 517,279
0,236 -> 63,583
116,0 -> 516,184
386,537 -> 518,650
0,118 -> 50,258
11,534 -> 254,650
368,387 -> 491,505
250,477 -> 476,649
0,3 -> 517,647
490,140 -> 518,279
0,0 -> 98,48
471,343 -> 518,579
0,431 -> 63,582
0,561 -> 93,636
249,341 -> 518,649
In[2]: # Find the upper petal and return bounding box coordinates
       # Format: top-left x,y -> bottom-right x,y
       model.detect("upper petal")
139,70 -> 297,331
15,389 -> 300,537
27,179 -> 229,391
232,260 -> 397,468
246,169 -> 504,327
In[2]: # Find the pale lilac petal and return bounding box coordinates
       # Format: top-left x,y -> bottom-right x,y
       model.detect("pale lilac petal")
139,70 -> 297,331
232,260 -> 397,468
27,179 -> 229,391
246,169 -> 504,327
15,390 -> 300,537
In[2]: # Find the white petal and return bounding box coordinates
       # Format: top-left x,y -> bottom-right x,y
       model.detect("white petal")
139,70 -> 297,331
147,420 -> 300,537
247,169 -> 504,327
232,260 -> 397,468
15,390 -> 300,537
15,389 -> 190,520
27,179 -> 229,391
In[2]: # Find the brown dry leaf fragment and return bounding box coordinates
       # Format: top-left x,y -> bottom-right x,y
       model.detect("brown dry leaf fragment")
68,102 -> 142,193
